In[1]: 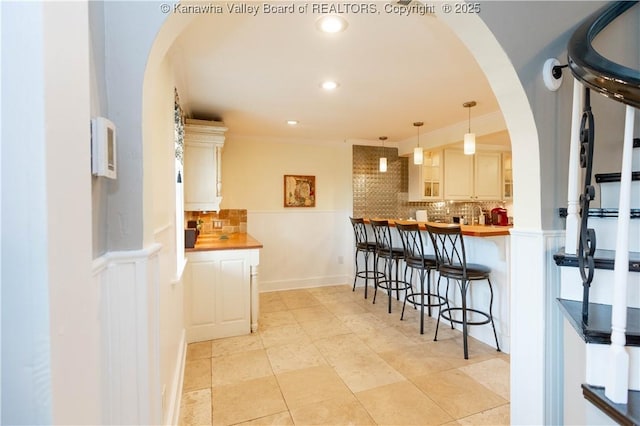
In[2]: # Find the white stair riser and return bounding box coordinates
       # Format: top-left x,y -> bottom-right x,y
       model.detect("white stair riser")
585,343 -> 640,391
598,180 -> 640,209
587,217 -> 640,251
560,267 -> 640,308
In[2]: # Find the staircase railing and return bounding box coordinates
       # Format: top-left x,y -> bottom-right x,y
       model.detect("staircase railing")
565,0 -> 639,405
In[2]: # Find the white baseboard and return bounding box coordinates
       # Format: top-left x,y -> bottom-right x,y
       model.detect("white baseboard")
259,275 -> 349,292
165,329 -> 187,426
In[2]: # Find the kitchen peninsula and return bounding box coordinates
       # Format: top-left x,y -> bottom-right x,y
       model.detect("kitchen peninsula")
184,224 -> 263,343
365,218 -> 511,353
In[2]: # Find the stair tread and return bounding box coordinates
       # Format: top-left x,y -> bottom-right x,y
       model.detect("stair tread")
582,384 -> 640,426
554,248 -> 640,272
557,299 -> 640,345
558,207 -> 640,218
595,171 -> 640,183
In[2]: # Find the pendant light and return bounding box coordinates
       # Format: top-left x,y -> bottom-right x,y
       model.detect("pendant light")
413,122 -> 424,165
379,136 -> 388,172
463,101 -> 477,155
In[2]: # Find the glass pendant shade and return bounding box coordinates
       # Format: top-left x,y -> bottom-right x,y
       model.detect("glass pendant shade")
379,157 -> 387,172
464,132 -> 476,155
413,147 -> 423,165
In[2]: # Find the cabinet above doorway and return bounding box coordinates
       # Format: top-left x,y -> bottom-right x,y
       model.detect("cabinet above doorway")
184,119 -> 228,212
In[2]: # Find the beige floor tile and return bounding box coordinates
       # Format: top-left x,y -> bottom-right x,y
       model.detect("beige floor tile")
276,365 -> 353,409
179,388 -> 212,426
183,358 -> 212,392
378,343 -> 457,379
258,311 -> 298,331
322,301 -> 369,317
412,369 -> 507,419
266,341 -> 327,374
458,358 -> 510,400
211,349 -> 273,386
289,305 -> 336,323
211,376 -> 287,425
279,290 -> 321,309
289,394 -> 376,426
340,312 -> 392,334
260,292 -> 284,304
422,336 -> 499,367
259,323 -> 311,348
356,380 -> 453,425
328,349 -> 405,393
312,291 -> 355,305
313,333 -> 372,359
456,404 -> 510,425
211,333 -> 264,357
298,317 -> 352,341
260,299 -> 289,313
235,411 -> 294,426
186,340 -> 213,362
315,334 -> 404,392
358,325 -> 419,353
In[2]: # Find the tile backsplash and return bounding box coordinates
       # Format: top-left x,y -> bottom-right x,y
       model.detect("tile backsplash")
352,145 -> 511,223
185,209 -> 247,234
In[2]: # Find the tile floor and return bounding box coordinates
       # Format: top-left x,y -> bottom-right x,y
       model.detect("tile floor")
179,284 -> 510,425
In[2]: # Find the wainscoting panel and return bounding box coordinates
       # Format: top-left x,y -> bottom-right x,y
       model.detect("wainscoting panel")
93,244 -> 162,425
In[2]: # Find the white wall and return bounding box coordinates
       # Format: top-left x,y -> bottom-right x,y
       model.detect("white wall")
145,53 -> 186,424
1,1 -> 99,424
222,137 -> 353,290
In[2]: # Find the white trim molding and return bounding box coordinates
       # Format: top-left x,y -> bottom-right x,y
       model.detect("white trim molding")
509,228 -> 565,425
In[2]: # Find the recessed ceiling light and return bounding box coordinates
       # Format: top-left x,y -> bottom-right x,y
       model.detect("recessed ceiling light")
321,81 -> 339,91
287,120 -> 299,125
316,15 -> 348,33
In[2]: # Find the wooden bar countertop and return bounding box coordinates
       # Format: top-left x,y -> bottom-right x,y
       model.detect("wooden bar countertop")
186,232 -> 263,252
367,219 -> 512,237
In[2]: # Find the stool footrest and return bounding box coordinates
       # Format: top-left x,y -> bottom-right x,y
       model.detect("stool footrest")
439,307 -> 492,326
375,279 -> 411,292
356,271 -> 385,280
405,292 -> 447,308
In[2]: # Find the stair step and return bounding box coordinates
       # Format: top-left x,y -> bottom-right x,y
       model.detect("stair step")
558,207 -> 640,218
554,248 -> 640,272
558,299 -> 640,346
582,384 -> 640,426
559,266 -> 640,308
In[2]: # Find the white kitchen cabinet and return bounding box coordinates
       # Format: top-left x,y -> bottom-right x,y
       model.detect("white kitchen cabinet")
184,248 -> 260,342
184,119 -> 227,211
474,151 -> 503,200
502,152 -> 513,200
409,149 -> 443,201
443,149 -> 503,200
443,149 -> 474,200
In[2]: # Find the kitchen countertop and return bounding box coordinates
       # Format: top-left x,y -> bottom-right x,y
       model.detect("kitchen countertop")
367,219 -> 512,237
186,232 -> 263,252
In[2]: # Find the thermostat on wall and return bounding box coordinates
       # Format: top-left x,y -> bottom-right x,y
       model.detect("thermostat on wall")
91,117 -> 117,179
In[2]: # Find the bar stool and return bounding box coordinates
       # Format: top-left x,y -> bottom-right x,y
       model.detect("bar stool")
370,219 -> 411,314
396,223 -> 445,335
349,217 -> 384,299
426,223 -> 501,359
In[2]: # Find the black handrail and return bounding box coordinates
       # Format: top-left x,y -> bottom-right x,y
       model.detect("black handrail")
568,1 -> 640,109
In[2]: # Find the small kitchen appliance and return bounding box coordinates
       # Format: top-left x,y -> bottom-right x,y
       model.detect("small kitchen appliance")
491,208 -> 509,226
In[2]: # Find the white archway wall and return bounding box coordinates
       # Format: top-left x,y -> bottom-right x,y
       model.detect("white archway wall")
436,11 -> 541,230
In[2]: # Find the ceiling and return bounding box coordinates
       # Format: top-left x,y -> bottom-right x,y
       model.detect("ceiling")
170,5 -> 504,145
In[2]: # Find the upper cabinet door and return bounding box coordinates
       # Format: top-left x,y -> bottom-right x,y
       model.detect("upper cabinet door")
502,152 -> 513,200
183,119 -> 227,212
443,149 -> 474,200
473,151 -> 502,200
409,149 -> 443,201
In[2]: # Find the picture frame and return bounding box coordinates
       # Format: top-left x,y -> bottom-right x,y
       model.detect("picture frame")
284,175 -> 316,207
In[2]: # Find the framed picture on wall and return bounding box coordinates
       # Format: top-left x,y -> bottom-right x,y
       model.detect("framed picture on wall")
284,175 -> 316,207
